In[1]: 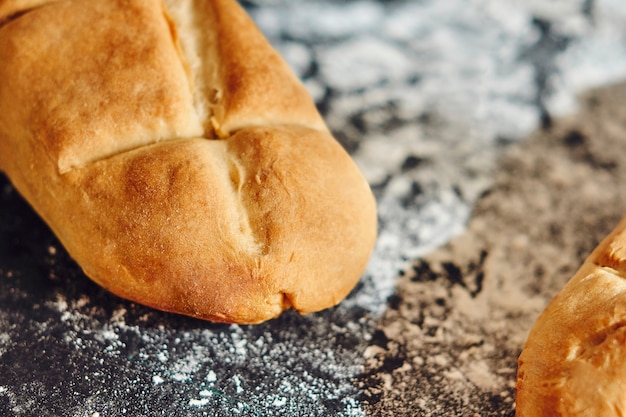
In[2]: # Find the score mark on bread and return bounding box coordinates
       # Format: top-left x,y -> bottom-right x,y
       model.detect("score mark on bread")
0,0 -> 377,324
516,218 -> 626,416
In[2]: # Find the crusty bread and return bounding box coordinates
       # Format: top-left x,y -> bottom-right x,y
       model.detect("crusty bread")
0,0 -> 377,324
516,217 -> 626,416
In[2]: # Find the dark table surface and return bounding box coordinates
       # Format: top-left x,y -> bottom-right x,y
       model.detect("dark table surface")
3,0 -> 626,416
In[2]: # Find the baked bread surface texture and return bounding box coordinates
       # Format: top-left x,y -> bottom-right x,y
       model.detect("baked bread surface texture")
0,0 -> 377,323
516,218 -> 626,416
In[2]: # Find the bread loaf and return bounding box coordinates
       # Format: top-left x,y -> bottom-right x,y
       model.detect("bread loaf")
0,0 -> 377,324
516,218 -> 626,415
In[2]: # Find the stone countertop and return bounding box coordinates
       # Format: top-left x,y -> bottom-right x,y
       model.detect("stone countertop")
3,0 -> 626,416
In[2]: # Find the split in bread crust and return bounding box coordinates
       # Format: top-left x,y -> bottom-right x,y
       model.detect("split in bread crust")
0,0 -> 377,323
516,218 -> 626,416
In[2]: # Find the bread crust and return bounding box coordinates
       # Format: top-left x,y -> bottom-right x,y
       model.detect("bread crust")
0,0 -> 377,323
516,218 -> 626,416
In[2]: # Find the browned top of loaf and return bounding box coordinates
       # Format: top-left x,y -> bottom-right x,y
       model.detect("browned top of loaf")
0,0 -> 326,174
516,218 -> 626,416
0,0 -> 376,323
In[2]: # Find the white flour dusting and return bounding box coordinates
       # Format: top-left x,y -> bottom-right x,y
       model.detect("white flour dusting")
2,1 -> 626,416
248,0 -> 626,317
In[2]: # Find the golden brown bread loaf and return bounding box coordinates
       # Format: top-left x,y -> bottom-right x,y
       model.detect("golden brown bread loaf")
516,218 -> 626,416
0,0 -> 377,324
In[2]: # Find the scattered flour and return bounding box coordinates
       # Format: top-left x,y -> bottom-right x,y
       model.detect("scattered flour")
3,1 -> 626,416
